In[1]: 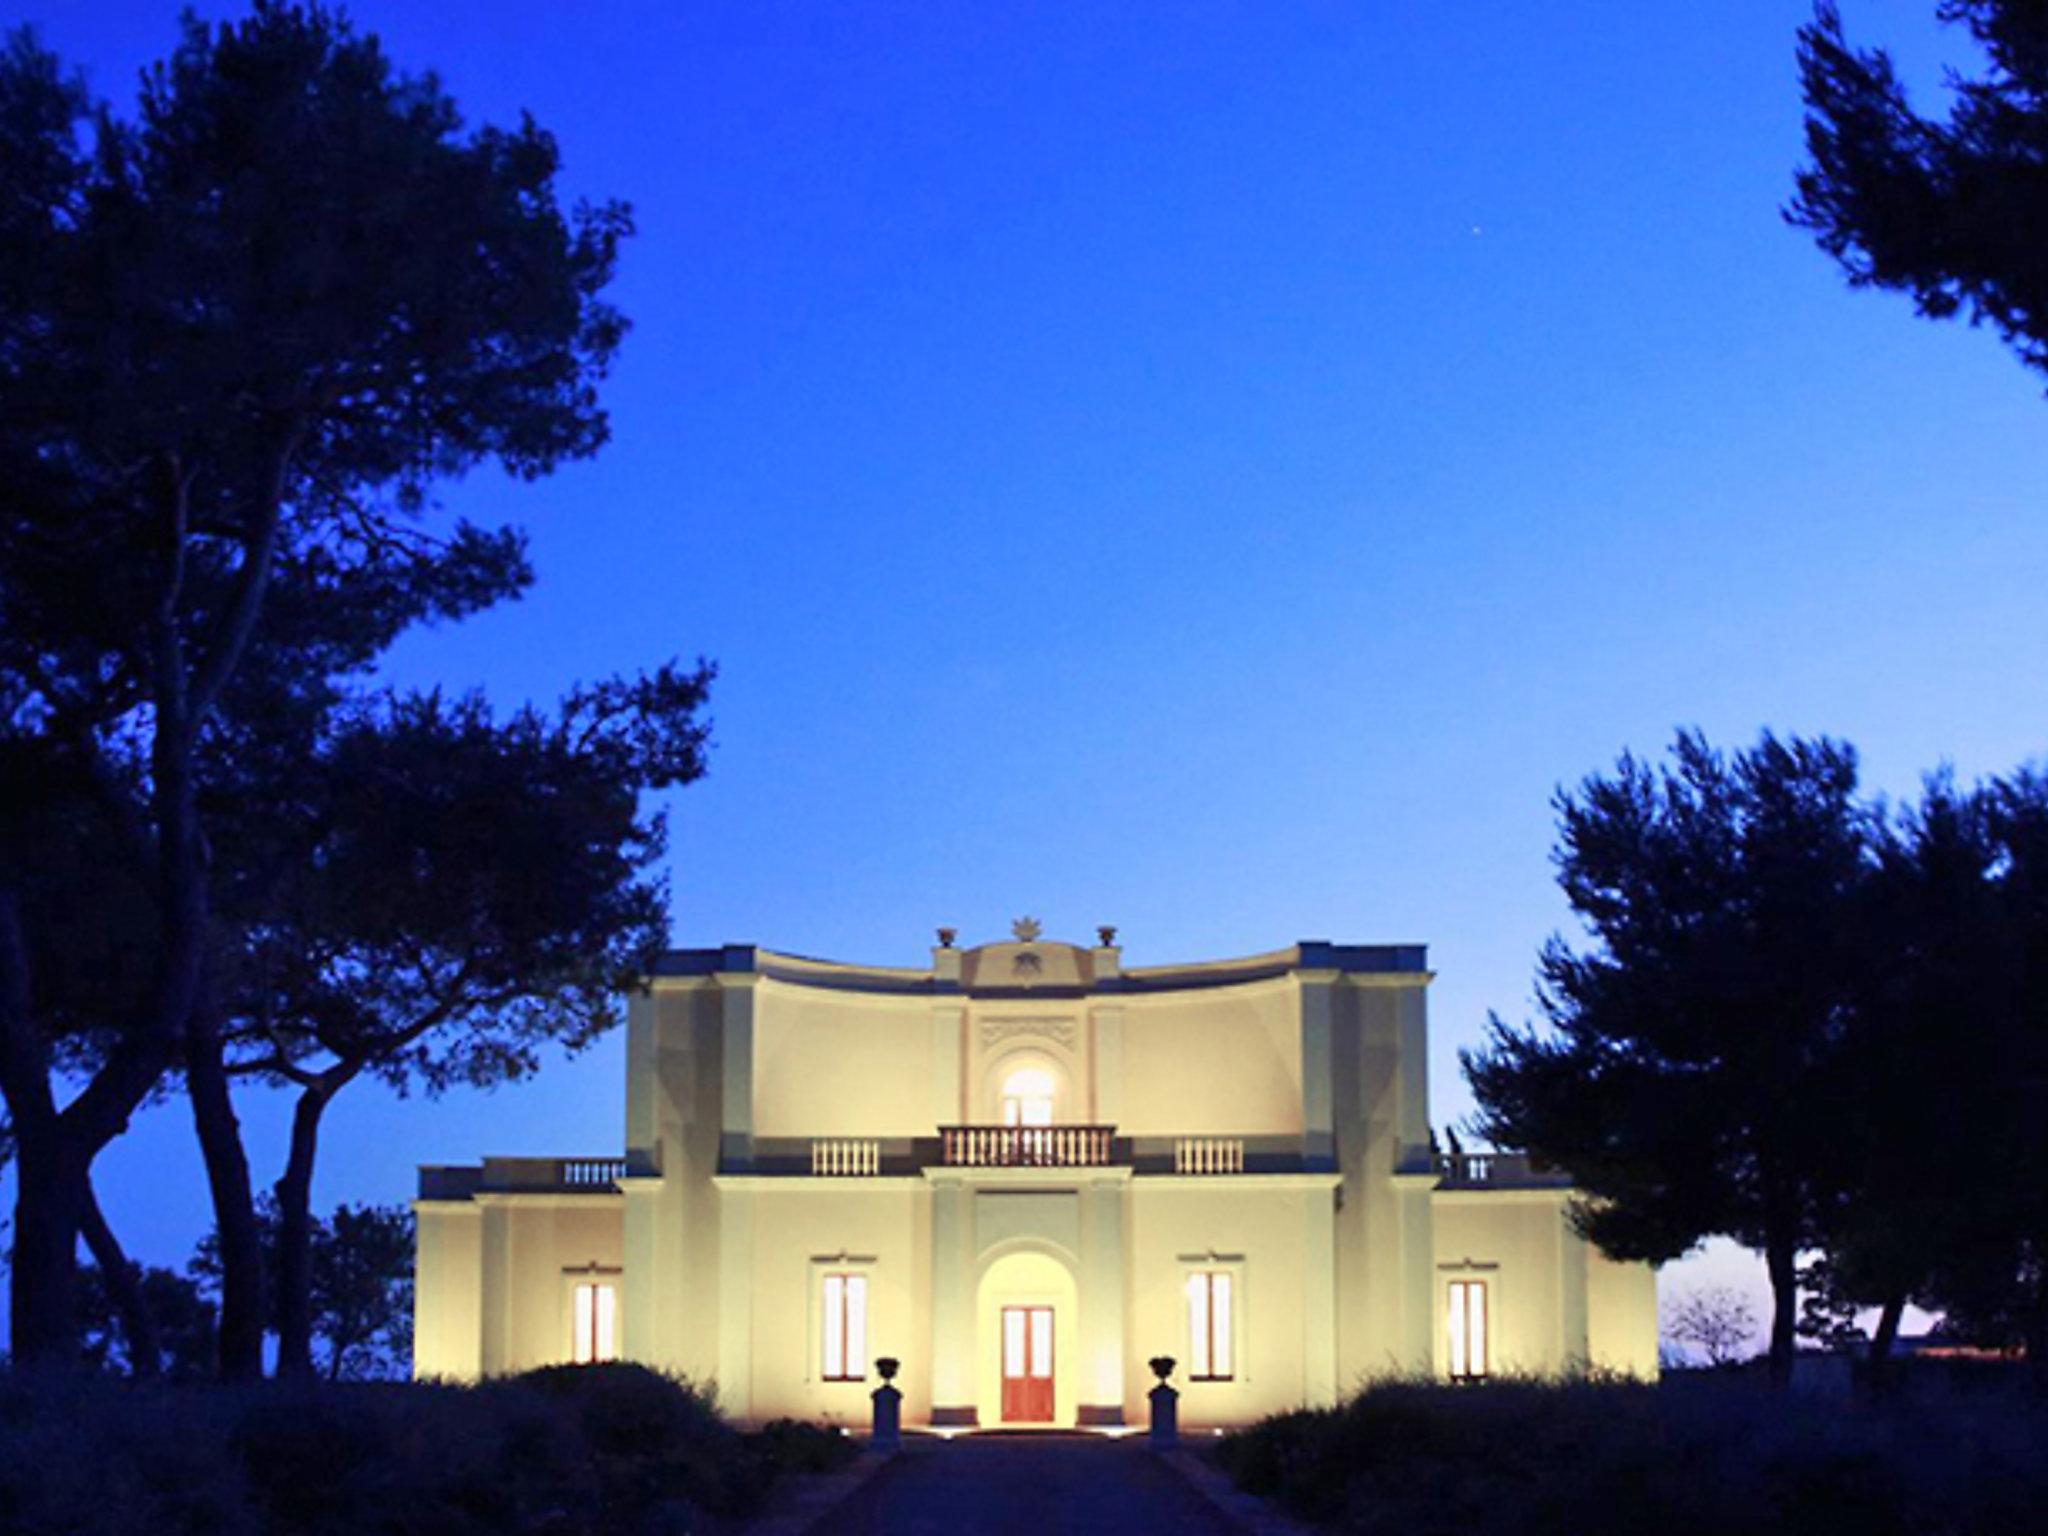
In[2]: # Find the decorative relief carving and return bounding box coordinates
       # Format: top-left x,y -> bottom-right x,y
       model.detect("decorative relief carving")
979,1017 -> 1076,1050
1011,950 -> 1043,978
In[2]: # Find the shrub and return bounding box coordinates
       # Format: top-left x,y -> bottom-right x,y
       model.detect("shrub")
230,1377 -> 592,1536
1218,1374 -> 2048,1536
504,1361 -> 763,1522
750,1418 -> 859,1477
0,1373 -> 254,1536
0,1363 -> 851,1536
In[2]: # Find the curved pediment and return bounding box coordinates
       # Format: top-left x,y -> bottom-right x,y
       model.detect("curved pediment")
958,938 -> 1096,991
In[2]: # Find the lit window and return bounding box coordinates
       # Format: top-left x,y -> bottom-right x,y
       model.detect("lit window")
572,1280 -> 617,1364
1000,1067 -> 1055,1127
1186,1271 -> 1234,1380
1447,1278 -> 1488,1381
821,1271 -> 869,1381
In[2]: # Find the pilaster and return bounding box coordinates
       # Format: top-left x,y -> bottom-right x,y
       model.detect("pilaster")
1303,1182 -> 1339,1406
620,1176 -> 667,1370
1077,1180 -> 1127,1424
1395,1173 -> 1438,1373
1298,972 -> 1338,1170
1090,1002 -> 1124,1127
928,1174 -> 978,1425
930,1001 -> 966,1129
1557,1206 -> 1591,1371
716,1184 -> 754,1419
477,1199 -> 512,1376
718,974 -> 756,1172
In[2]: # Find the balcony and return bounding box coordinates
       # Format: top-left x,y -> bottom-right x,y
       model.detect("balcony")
940,1124 -> 1115,1168
1434,1151 -> 1571,1189
417,1155 -> 632,1200
742,1130 -> 1310,1178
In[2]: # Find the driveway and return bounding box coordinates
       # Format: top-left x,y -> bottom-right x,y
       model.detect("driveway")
814,1433 -> 1238,1535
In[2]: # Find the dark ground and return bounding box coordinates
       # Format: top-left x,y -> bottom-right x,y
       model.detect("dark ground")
815,1433 -> 1236,1535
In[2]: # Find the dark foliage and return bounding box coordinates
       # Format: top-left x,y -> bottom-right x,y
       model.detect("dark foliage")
1463,731 -> 1871,1385
0,0 -> 631,1367
192,1199 -> 414,1379
78,1261 -> 217,1379
1790,3 -> 2048,391
1468,732 -> 2048,1390
0,1367 -> 845,1536
213,661 -> 707,1378
1219,1377 -> 2048,1536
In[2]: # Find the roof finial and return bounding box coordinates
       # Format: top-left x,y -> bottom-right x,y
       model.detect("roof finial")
1010,915 -> 1042,942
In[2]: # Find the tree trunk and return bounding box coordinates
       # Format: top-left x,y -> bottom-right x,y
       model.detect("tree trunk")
186,1015 -> 267,1380
1765,1236 -> 1799,1389
79,1179 -> 160,1377
273,1082 -> 335,1380
8,1130 -> 87,1368
1866,1290 -> 1907,1396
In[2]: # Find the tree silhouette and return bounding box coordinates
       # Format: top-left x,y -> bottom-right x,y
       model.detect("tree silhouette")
1666,1287 -> 1759,1368
1464,731 -> 1872,1388
0,2 -> 628,1368
1790,3 -> 2048,391
191,1198 -> 416,1379
210,667 -> 708,1378
1811,775 -> 2006,1383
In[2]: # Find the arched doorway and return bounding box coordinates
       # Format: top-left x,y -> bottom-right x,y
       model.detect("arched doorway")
974,1246 -> 1080,1427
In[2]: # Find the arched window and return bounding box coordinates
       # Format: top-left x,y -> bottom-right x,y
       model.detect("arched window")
1000,1066 -> 1056,1127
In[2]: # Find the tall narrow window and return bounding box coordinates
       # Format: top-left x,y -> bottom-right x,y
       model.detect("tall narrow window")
821,1271 -> 869,1381
1447,1278 -> 1488,1381
572,1280 -> 617,1364
1186,1271 -> 1234,1381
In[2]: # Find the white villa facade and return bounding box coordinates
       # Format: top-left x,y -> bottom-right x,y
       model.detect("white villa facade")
413,927 -> 1658,1428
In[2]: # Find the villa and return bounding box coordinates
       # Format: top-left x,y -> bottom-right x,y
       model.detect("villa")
413,924 -> 1658,1428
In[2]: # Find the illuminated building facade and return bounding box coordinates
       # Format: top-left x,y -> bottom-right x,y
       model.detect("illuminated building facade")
413,926 -> 1659,1426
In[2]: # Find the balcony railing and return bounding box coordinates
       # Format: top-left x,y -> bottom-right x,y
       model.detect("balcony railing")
940,1124 -> 1115,1168
1434,1151 -> 1570,1189
559,1157 -> 629,1188
418,1155 -> 632,1200
1174,1136 -> 1246,1174
811,1138 -> 882,1176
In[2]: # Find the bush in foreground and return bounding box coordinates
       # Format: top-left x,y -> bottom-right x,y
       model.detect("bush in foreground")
1217,1374 -> 2048,1536
0,1363 -> 855,1536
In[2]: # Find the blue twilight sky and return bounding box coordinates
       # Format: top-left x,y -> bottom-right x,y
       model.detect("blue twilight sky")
16,1 -> 2048,1338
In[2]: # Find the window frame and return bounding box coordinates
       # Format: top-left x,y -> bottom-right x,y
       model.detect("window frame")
562,1266 -> 622,1365
1184,1267 -> 1239,1383
817,1268 -> 871,1383
1446,1276 -> 1489,1382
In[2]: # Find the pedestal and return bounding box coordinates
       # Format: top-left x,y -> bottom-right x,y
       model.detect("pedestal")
1148,1383 -> 1179,1448
870,1383 -> 902,1452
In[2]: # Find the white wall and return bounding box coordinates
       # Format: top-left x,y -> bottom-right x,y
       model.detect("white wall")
1117,980 -> 1303,1136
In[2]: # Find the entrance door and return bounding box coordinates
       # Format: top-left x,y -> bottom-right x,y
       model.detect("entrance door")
1000,1306 -> 1055,1422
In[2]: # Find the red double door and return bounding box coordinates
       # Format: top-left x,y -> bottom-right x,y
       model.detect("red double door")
1000,1306 -> 1055,1423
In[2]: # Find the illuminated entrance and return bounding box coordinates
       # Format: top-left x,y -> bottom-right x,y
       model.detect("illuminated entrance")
975,1247 -> 1079,1427
1000,1305 -> 1055,1422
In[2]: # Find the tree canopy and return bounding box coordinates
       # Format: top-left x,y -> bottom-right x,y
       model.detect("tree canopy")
216,663 -> 710,1377
0,0 -> 635,1366
1791,2 -> 2048,389
1469,731 -> 2048,1389
1465,731 -> 1874,1385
